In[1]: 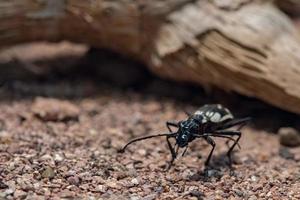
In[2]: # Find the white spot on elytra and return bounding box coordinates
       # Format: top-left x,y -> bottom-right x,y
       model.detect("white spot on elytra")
220,113 -> 233,121
206,112 -> 214,117
194,111 -> 203,115
210,112 -> 221,122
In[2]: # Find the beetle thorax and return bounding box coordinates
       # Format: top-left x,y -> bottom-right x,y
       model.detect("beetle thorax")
176,119 -> 198,147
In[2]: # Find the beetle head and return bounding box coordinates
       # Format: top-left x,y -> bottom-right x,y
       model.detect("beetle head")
176,132 -> 189,147
176,122 -> 192,147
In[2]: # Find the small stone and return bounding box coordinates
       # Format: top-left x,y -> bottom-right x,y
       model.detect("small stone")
33,183 -> 40,190
130,196 -> 140,200
41,166 -> 55,179
67,176 -> 80,185
189,190 -> 205,200
40,154 -> 52,160
5,181 -> 16,192
32,97 -> 80,122
250,175 -> 258,182
248,195 -> 257,200
182,169 -> 194,179
14,189 -> 27,199
59,190 -> 75,198
88,196 -> 96,200
40,154 -> 54,164
234,189 -> 244,197
131,178 -> 139,185
206,169 -> 223,178
4,188 -> 14,195
54,154 -> 64,162
0,180 -> 8,189
142,194 -> 157,200
96,185 -> 107,193
66,170 -> 76,177
89,129 -> 98,135
107,180 -> 119,189
137,149 -> 146,156
279,147 -> 295,160
278,127 -> 300,147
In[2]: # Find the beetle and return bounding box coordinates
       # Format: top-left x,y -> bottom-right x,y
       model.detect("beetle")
121,104 -> 250,169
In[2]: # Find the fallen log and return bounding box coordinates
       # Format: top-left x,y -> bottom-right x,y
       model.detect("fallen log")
1,0 -> 300,114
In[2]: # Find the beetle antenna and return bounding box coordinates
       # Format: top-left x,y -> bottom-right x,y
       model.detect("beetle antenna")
120,133 -> 176,153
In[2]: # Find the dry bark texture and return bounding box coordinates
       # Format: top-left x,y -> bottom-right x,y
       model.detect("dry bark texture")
1,0 -> 300,114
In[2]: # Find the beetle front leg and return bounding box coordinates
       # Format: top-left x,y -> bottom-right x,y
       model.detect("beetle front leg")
214,130 -> 241,165
165,136 -> 177,170
166,121 -> 179,133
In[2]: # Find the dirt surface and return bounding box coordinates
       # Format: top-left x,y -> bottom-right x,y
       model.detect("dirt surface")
0,43 -> 299,200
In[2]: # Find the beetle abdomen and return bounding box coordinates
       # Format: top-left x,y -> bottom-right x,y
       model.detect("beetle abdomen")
194,104 -> 234,123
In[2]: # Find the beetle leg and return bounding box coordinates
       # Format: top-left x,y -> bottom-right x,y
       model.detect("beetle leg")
166,121 -> 179,133
166,136 -> 176,159
224,137 -> 241,150
204,136 -> 216,166
182,146 -> 188,157
165,135 -> 177,170
214,130 -> 241,165
194,134 -> 240,149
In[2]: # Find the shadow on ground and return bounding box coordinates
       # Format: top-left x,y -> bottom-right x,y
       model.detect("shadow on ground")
0,47 -> 299,133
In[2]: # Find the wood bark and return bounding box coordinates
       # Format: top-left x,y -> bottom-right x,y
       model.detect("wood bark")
1,0 -> 300,114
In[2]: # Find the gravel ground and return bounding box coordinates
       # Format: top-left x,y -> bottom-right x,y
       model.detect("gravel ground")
0,43 -> 299,200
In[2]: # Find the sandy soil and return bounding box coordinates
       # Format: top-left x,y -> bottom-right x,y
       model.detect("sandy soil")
0,43 -> 299,200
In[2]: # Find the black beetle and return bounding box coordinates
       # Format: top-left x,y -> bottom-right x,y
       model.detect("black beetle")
121,104 -> 250,169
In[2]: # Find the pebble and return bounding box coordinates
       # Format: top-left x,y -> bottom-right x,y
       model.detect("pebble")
279,147 -> 295,160
14,189 -> 27,199
106,180 -> 119,189
4,188 -> 14,195
41,166 -> 55,179
66,170 -> 76,177
0,180 -> 8,189
96,185 -> 107,193
88,196 -> 96,200
131,178 -> 139,186
130,196 -> 140,200
32,97 -> 80,121
278,127 -> 300,147
250,175 -> 258,182
67,176 -> 80,185
189,190 -> 205,200
248,195 -> 257,200
40,154 -> 55,165
59,190 -> 75,198
54,154 -> 64,162
40,154 -> 53,161
182,169 -> 194,180
206,169 -> 223,178
142,194 -> 157,200
234,189 -> 244,197
33,183 -> 40,190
